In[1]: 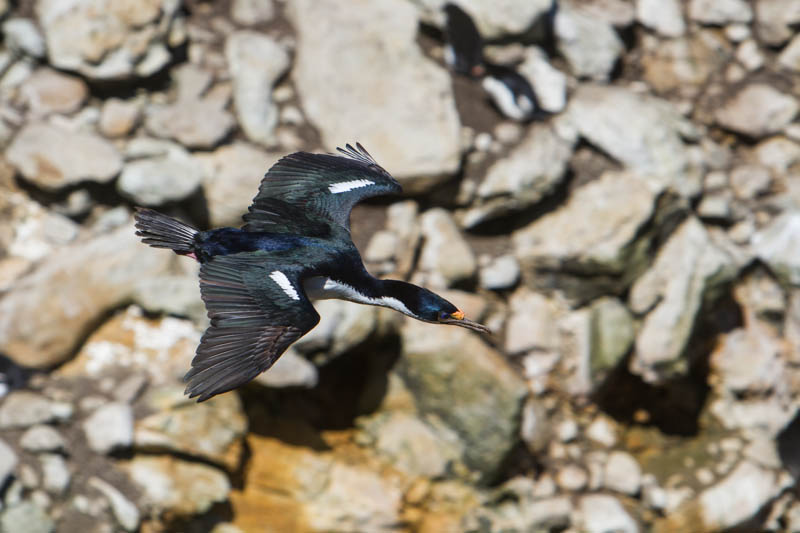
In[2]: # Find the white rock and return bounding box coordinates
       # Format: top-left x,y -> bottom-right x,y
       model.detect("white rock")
2,18 -> 46,58
735,39 -> 764,70
89,477 -> 140,532
99,98 -> 140,138
557,464 -> 588,491
19,425 -> 65,453
754,212 -> 800,286
604,451 -> 642,495
479,254 -> 520,290
254,348 -> 318,388
40,453 -> 70,494
586,416 -> 617,447
689,0 -> 753,25
578,494 -> 639,533
82,402 -> 133,454
145,97 -> 235,150
7,122 -> 122,190
778,34 -> 800,71
555,0 -> 624,80
715,84 -> 798,139
521,399 -> 552,453
0,439 -> 17,487
288,0 -> 461,186
226,31 -> 289,146
117,140 -> 203,206
636,0 -> 685,37
231,0 -> 274,25
413,0 -> 553,39
0,391 -> 71,428
505,289 -> 558,354
754,0 -> 800,46
417,208 -> 476,288
518,46 -> 567,113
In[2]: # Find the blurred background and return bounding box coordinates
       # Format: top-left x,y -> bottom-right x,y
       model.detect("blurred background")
0,0 -> 799,531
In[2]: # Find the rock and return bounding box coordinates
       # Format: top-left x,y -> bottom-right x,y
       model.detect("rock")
145,98 -> 235,150
604,451 -> 642,495
0,223 -> 174,368
35,0 -> 186,80
568,85 -> 694,193
7,122 -> 122,190
735,39 -> 764,70
117,139 -> 204,205
416,208 -> 476,288
0,502 -> 54,533
413,0 -> 553,39
465,479 -> 572,532
293,299 -> 378,363
689,0 -> 752,24
231,0 -> 274,25
754,0 -> 800,46
0,392 -> 71,428
753,136 -> 800,175
20,425 -> 65,453
0,439 -> 17,488
555,0 -> 624,80
629,217 -> 738,382
505,289 -> 558,355
715,84 -> 798,139
641,31 -> 732,95
586,416 -> 618,447
254,348 -> 318,388
399,319 -> 527,477
89,477 -> 140,532
99,98 -> 140,138
2,18 -> 46,58
40,453 -> 70,494
513,170 -> 661,278
557,464 -> 588,491
577,494 -> 639,533
20,68 -> 87,116
288,0 -> 461,187
82,402 -> 134,454
656,461 -> 788,531
196,142 -> 281,227
517,46 -> 568,113
123,455 -> 230,516
729,164 -> 771,200
754,211 -> 800,286
2,191 -> 79,263
134,386 -> 247,470
589,297 -> 635,380
461,123 -> 575,227
636,0 -> 685,37
778,34 -> 800,71
479,254 -> 520,290
131,274 -> 206,324
226,31 -> 290,146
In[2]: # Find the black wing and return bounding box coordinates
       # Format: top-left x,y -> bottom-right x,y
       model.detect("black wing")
243,143 -> 402,235
185,253 -> 320,401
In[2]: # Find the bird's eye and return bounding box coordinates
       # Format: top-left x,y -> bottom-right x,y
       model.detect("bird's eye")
438,311 -> 450,321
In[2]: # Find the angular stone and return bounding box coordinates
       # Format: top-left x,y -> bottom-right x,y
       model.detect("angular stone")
83,402 -> 134,454
7,122 -> 122,190
293,299 -> 378,363
0,502 -> 54,533
226,31 -> 289,146
577,495 -> 639,533
604,451 -> 642,495
518,46 -> 568,113
20,68 -> 87,116
479,254 -> 520,290
754,212 -> 800,286
2,18 -> 45,58
145,98 -> 235,150
641,31 -> 731,95
20,425 -> 65,453
417,208 -> 476,288
689,0 -> 752,24
555,0 -> 624,80
778,34 -> 800,72
99,98 -> 140,138
636,0 -> 685,37
117,140 -> 203,205
629,218 -> 738,382
413,0 -> 553,39
715,84 -> 798,139
754,0 -> 800,46
231,0 -> 275,25
0,223 -> 174,368
590,297 -> 634,380
89,477 -> 140,532
0,392 -> 71,428
288,0 -> 461,187
40,453 -> 70,494
399,319 -> 527,476
505,289 -> 558,355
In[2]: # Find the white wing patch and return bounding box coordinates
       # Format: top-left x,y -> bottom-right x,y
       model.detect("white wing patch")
270,270 -> 300,300
328,179 -> 374,194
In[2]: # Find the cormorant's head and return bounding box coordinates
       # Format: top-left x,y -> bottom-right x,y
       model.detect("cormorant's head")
383,280 -> 491,334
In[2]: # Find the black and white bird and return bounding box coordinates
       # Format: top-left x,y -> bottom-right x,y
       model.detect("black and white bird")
443,2 -> 548,122
134,144 -> 490,402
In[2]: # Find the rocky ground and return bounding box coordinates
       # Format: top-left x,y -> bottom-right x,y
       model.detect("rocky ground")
0,0 -> 799,531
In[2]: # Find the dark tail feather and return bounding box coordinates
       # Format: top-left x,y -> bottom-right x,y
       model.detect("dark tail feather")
134,207 -> 198,254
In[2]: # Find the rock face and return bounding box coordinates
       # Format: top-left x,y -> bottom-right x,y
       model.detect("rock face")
35,0 -> 185,80
288,0 -> 461,186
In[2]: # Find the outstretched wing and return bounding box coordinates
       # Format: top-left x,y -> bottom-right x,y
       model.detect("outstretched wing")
185,253 -> 320,401
243,143 -> 402,234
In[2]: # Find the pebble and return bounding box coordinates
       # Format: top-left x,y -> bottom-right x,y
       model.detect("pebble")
2,18 -> 46,58
0,501 -> 54,533
478,254 -> 520,290
604,451 -> 643,495
82,402 -> 133,454
557,464 -> 589,491
578,494 -> 639,533
99,99 -> 140,138
586,416 -> 617,447
89,477 -> 140,532
0,392 -> 72,429
40,454 -> 70,495
19,425 -> 66,453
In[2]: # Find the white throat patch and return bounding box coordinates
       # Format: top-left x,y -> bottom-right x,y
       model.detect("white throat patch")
270,270 -> 300,300
303,277 -> 413,316
328,179 -> 374,194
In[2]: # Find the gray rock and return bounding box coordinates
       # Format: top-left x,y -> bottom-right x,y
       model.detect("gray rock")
417,208 -> 476,288
132,274 -> 206,324
399,319 -> 527,477
754,212 -> 800,286
754,0 -> 800,46
520,398 -> 552,453
589,297 -> 634,381
730,164 -> 771,200
513,171 -> 661,277
629,217 -> 738,382
145,98 -> 235,150
689,0 -> 752,24
83,402 -> 134,454
479,254 -> 520,290
2,18 -> 46,58
197,142 -> 281,227
0,392 -> 71,428
231,0 -> 274,25
254,348 -> 318,388
505,289 -> 558,355
288,0 -> 461,187
517,46 -> 567,113
99,98 -> 141,138
0,502 -> 54,533
577,494 -> 639,533
778,34 -> 800,71
117,140 -> 203,205
715,84 -> 798,139
0,439 -> 17,488
636,0 -> 685,37
7,122 -> 122,190
19,425 -> 66,453
641,31 -> 732,95
35,0 -> 185,80
604,451 -> 642,495
461,123 -> 575,227
226,31 -> 289,146
40,453 -> 69,494
413,0 -> 553,39
89,477 -> 140,532
555,0 -> 624,80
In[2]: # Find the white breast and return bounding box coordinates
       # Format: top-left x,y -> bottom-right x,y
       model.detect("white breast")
303,276 -> 413,316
